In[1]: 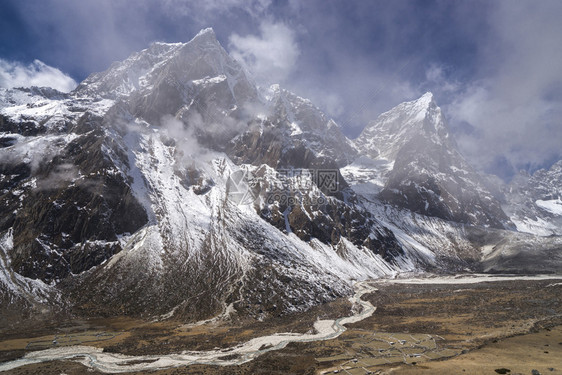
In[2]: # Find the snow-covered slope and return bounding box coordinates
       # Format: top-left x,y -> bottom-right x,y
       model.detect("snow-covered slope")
355,92 -> 449,161
345,93 -> 560,275
263,85 -> 357,166
0,28 -> 422,321
1,28 -> 560,324
350,93 -> 511,228
504,161 -> 562,236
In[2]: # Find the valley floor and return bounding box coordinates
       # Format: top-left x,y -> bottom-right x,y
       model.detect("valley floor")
1,275 -> 561,374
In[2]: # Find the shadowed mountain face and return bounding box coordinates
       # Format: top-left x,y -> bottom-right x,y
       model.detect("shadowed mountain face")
503,160 -> 562,236
355,93 -> 512,229
0,28 -> 560,323
0,28 -> 405,321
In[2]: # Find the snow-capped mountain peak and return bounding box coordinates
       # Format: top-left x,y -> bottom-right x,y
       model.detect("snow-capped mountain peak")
73,27 -> 253,105
192,27 -> 217,40
347,92 -> 511,228
416,91 -> 434,103
354,92 -> 451,161
2,29 -> 561,326
407,91 -> 435,119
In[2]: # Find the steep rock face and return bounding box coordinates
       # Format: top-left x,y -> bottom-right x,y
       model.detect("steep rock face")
264,85 -> 357,167
76,29 -> 259,147
241,165 -> 404,263
2,28 -> 558,324
504,160 -> 562,236
355,93 -> 450,160
0,28 -> 414,321
225,85 -> 356,171
354,93 -> 511,228
0,112 -> 148,283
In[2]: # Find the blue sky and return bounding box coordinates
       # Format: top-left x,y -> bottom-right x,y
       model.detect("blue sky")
1,0 -> 561,180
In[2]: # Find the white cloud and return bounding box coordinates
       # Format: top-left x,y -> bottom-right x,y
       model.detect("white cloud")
160,115 -> 210,166
321,93 -> 345,118
450,80 -> 561,173
229,21 -> 300,85
424,64 -> 460,94
0,59 -> 77,92
161,0 -> 272,21
447,1 -> 562,174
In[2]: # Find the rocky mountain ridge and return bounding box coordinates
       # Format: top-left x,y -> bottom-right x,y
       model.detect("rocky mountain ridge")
0,28 -> 560,326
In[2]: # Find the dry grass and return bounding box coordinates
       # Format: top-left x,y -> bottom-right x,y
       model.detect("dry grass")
1,278 -> 561,374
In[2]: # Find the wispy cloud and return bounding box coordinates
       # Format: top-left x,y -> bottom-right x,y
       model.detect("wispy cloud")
229,21 -> 300,86
0,59 -> 77,92
446,1 -> 562,176
161,0 -> 271,20
2,0 -> 560,179
423,64 -> 460,95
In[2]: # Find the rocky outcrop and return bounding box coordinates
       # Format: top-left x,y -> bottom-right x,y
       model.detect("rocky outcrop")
356,93 -> 511,229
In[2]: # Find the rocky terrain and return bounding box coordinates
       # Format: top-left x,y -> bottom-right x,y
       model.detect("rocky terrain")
504,161 -> 562,236
0,27 -> 561,359
1,276 -> 561,374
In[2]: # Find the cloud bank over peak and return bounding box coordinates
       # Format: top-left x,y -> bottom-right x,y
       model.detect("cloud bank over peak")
0,59 -> 77,93
1,0 -> 560,180
229,21 -> 300,86
444,1 -> 562,178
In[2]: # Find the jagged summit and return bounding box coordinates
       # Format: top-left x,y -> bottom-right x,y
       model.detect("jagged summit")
192,27 -> 217,40
390,91 -> 435,115
355,91 -> 448,160
402,91 -> 435,118
183,27 -> 222,49
261,84 -> 357,166
347,91 -> 511,228
410,92 -> 437,119
1,28 -> 561,328
73,27 -> 248,102
417,91 -> 434,102
145,28 -> 218,52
